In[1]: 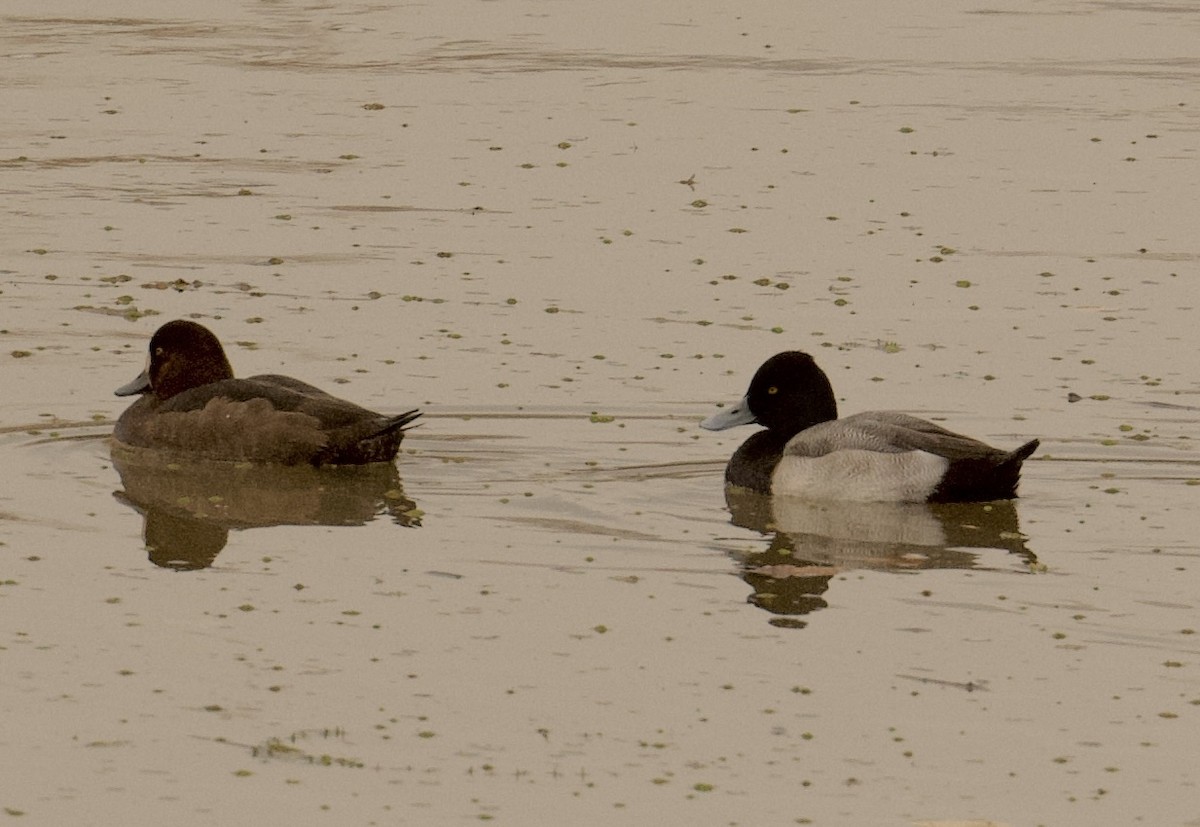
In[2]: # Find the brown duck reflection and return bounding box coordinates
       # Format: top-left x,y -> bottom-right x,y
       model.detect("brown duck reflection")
724,487 -> 1037,628
112,445 -> 420,570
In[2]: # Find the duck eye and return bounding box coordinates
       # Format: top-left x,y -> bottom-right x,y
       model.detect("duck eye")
154,347 -> 164,357
767,386 -> 778,395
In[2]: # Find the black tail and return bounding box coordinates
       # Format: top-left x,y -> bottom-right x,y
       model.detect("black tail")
1009,438 -> 1040,464
375,408 -> 422,439
931,438 -> 1039,502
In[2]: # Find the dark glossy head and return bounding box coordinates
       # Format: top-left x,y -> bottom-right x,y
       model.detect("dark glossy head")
115,320 -> 234,400
741,351 -> 839,433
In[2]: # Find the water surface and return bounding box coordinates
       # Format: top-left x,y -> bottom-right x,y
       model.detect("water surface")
2,2 -> 1198,825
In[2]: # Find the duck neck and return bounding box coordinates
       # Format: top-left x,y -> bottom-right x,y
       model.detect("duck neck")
797,382 -> 837,432
726,429 -> 792,492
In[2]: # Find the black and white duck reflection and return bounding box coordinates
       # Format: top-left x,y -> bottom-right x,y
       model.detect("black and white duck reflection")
111,448 -> 421,570
723,486 -> 1037,628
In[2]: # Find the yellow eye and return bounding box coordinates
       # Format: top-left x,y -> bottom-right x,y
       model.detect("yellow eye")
154,347 -> 164,357
767,386 -> 778,395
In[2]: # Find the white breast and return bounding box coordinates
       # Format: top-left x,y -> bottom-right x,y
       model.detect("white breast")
771,449 -> 950,502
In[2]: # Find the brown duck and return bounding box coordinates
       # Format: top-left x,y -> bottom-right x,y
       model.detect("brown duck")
114,320 -> 420,465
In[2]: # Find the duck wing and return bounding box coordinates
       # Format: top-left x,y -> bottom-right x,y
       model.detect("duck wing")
152,377 -> 421,465
244,375 -> 422,463
784,412 -> 1001,459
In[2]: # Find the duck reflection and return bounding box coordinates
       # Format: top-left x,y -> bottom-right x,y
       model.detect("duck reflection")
724,488 -> 1037,628
112,446 -> 420,570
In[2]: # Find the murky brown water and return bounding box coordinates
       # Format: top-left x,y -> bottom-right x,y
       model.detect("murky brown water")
2,3 -> 1198,825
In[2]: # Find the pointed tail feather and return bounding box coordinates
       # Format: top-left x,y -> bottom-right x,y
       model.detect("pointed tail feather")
1008,438 -> 1039,465
374,408 -> 422,439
